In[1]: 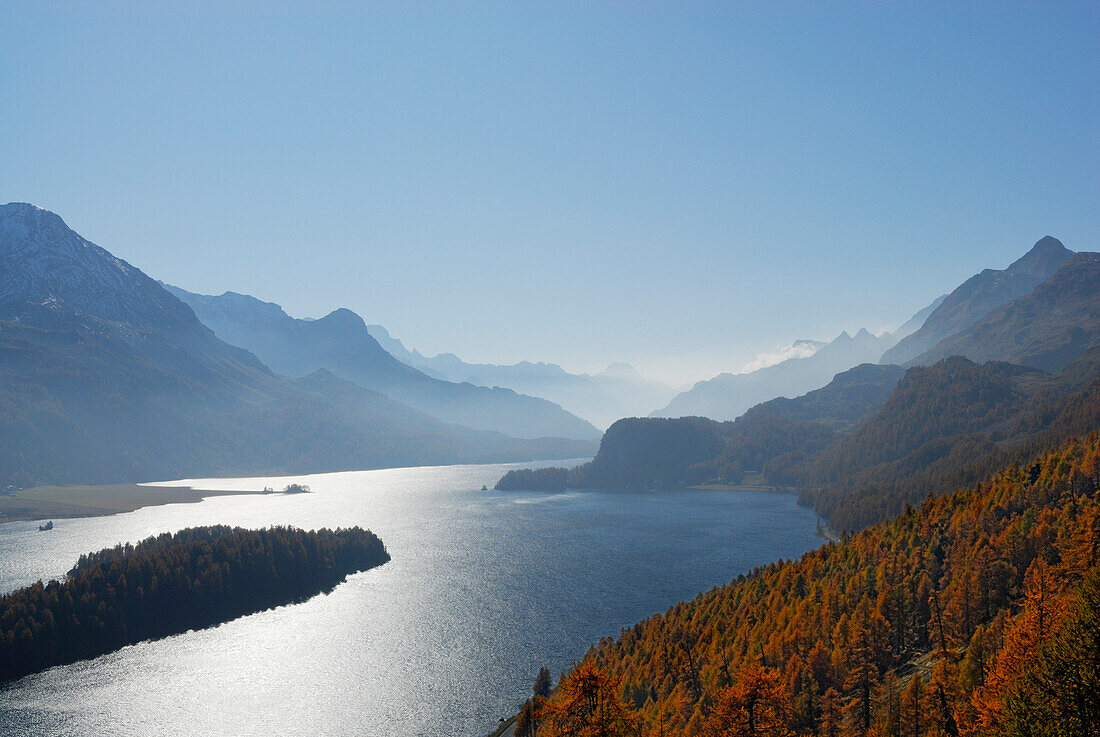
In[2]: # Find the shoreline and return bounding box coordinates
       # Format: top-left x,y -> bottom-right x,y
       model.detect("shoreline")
0,484 -> 265,525
686,483 -> 798,493
687,483 -> 839,542
1,457 -> 593,526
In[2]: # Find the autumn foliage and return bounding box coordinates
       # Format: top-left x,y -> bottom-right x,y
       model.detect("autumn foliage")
538,660 -> 640,737
556,432 -> 1100,736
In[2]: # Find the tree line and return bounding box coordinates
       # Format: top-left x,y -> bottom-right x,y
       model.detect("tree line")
0,525 -> 389,683
495,467 -> 569,492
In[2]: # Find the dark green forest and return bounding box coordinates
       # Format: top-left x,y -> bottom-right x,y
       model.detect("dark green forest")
0,525 -> 389,683
495,467 -> 569,491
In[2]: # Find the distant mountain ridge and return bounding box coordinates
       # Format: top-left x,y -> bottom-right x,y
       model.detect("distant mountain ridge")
909,251 -> 1100,373
0,203 -> 595,486
531,233 -> 1100,531
652,328 -> 896,421
893,293 -> 947,339
366,324 -> 675,428
882,236 -> 1074,365
741,362 -> 907,433
167,286 -> 600,440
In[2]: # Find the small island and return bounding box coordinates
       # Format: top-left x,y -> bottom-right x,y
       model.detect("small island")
0,525 -> 389,684
494,467 -> 569,492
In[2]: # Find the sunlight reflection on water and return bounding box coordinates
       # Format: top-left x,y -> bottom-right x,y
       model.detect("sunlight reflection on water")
0,459 -> 823,737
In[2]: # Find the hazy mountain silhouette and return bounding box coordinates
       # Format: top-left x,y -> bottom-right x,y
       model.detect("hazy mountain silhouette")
910,251 -> 1100,373
882,236 -> 1074,365
894,293 -> 947,339
0,203 -> 595,486
652,328 -> 896,421
366,324 -> 675,428
167,287 -> 600,440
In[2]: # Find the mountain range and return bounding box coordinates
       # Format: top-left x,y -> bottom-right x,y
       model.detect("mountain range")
645,236 -> 1084,427
7,199 -> 1098,519
882,235 -> 1074,365
366,324 -> 675,429
907,251 -> 1100,372
0,203 -> 595,487
651,328 -> 897,421
555,234 -> 1100,531
165,287 -> 600,440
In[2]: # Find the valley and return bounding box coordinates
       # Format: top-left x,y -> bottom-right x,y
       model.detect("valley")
4,7 -> 1097,736
3,200 -> 1099,737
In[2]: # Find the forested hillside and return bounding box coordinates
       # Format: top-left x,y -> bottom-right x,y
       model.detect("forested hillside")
568,364 -> 903,492
0,525 -> 389,683
557,348 -> 1100,533
804,349 -> 1100,530
532,431 -> 1100,737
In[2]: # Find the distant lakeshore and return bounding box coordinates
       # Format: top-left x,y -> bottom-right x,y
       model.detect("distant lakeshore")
686,483 -> 795,493
0,484 -> 263,524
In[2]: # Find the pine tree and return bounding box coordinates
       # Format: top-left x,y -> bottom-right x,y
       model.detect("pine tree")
898,674 -> 921,737
535,666 -> 553,698
538,661 -> 639,737
702,664 -> 789,737
1001,569 -> 1100,736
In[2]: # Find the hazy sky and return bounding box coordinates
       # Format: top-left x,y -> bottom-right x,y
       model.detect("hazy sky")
3,2 -> 1098,384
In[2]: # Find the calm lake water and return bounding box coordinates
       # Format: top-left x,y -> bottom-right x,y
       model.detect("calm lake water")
0,460 -> 823,737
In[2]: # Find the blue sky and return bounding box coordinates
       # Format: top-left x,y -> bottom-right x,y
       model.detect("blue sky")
3,2 -> 1097,384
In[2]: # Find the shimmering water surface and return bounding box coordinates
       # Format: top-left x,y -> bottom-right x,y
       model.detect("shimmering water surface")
0,460 -> 824,737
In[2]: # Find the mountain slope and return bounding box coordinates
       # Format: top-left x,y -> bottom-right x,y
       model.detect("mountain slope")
800,345 -> 1100,530
570,362 -> 905,490
653,328 -> 896,421
0,203 -> 594,486
742,362 -> 907,432
577,431 -> 1100,736
166,287 -> 600,440
557,343 -> 1100,533
893,293 -> 947,339
366,324 -> 675,428
882,236 -> 1074,365
910,251 -> 1100,372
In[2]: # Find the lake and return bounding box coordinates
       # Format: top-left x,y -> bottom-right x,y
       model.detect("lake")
0,460 -> 824,736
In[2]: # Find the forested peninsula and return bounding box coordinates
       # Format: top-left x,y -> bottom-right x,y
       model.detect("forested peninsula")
495,467 -> 569,492
499,349 -> 1100,534
0,525 -> 389,683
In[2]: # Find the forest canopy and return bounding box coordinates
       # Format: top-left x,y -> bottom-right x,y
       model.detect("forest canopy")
495,467 -> 569,492
561,431 -> 1100,736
